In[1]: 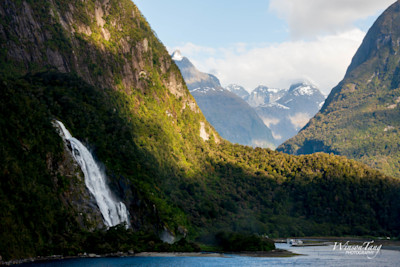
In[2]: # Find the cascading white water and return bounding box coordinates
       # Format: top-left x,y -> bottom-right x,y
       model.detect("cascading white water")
54,120 -> 130,228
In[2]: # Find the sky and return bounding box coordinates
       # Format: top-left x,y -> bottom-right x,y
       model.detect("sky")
134,0 -> 396,95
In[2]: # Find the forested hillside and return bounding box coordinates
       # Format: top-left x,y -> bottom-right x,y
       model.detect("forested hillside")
1,0 -> 400,261
278,1 -> 400,178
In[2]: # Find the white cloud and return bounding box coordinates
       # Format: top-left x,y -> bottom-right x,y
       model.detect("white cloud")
167,42 -> 216,57
289,112 -> 312,129
170,1 -> 395,95
174,29 -> 365,95
269,0 -> 395,38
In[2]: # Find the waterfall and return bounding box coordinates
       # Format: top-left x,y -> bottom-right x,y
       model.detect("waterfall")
54,120 -> 130,228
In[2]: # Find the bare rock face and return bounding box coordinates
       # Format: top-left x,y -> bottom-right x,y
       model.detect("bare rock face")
57,145 -> 105,230
0,0 -> 207,232
0,0 -> 192,105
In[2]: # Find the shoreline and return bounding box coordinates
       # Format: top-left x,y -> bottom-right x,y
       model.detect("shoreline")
134,252 -> 226,257
2,238 -> 399,265
0,248 -> 300,265
135,249 -> 301,258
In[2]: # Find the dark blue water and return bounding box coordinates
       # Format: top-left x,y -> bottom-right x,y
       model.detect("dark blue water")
17,244 -> 400,266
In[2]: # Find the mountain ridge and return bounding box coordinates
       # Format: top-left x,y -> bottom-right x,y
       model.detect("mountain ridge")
172,51 -> 276,148
278,0 -> 400,178
227,82 -> 325,144
225,84 -> 250,100
1,0 -> 400,262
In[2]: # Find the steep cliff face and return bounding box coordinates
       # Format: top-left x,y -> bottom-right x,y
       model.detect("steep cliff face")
56,141 -> 105,230
278,1 -> 400,178
0,0 -> 219,259
2,0 -> 400,262
0,0 -> 197,108
0,0 -> 223,224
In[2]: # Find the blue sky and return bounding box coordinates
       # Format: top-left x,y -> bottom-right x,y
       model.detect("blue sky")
134,0 -> 395,94
135,0 -> 287,47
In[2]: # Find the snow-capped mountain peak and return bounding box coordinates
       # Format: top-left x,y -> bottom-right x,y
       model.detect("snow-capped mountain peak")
247,85 -> 287,107
289,82 -> 318,97
171,50 -> 183,61
225,84 -> 250,100
295,85 -> 313,96
226,84 -> 246,92
191,87 -> 225,94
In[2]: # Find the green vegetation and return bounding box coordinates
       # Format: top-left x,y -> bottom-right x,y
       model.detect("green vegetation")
1,71 -> 400,261
215,232 -> 275,252
278,1 -> 400,178
1,0 -> 400,262
78,225 -> 200,255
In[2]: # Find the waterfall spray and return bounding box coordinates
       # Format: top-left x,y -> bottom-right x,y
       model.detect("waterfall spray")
54,120 -> 130,228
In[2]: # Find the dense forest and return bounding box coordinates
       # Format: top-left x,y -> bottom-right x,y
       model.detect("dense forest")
1,0 -> 400,262
1,71 -> 399,260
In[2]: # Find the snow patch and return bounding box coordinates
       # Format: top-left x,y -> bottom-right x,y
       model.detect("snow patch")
200,122 -> 209,141
294,85 -> 313,96
283,99 -> 293,105
172,50 -> 183,61
261,102 -> 290,110
267,88 -> 281,93
226,84 -> 244,91
291,84 -> 316,96
192,87 -> 224,94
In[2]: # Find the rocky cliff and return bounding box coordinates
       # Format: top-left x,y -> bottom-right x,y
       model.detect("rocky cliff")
0,0 -> 199,108
1,0 -> 400,262
0,0 -> 219,259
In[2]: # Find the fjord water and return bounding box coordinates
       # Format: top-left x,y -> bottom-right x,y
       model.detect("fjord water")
18,243 -> 400,266
55,120 -> 130,227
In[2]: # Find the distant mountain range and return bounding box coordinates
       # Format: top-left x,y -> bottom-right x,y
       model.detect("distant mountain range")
2,0 -> 400,261
226,82 -> 325,144
225,84 -> 249,100
173,50 -> 326,146
172,50 -> 275,148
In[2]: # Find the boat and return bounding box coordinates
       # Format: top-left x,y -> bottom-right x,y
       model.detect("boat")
287,239 -> 303,246
286,238 -> 330,247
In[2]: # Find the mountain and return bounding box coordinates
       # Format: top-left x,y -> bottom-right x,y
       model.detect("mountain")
278,1 -> 400,178
1,0 -> 400,262
172,51 -> 276,148
0,0 -> 220,259
225,84 -> 250,100
172,50 -> 221,90
247,85 -> 287,107
242,82 -> 325,143
277,82 -> 325,111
